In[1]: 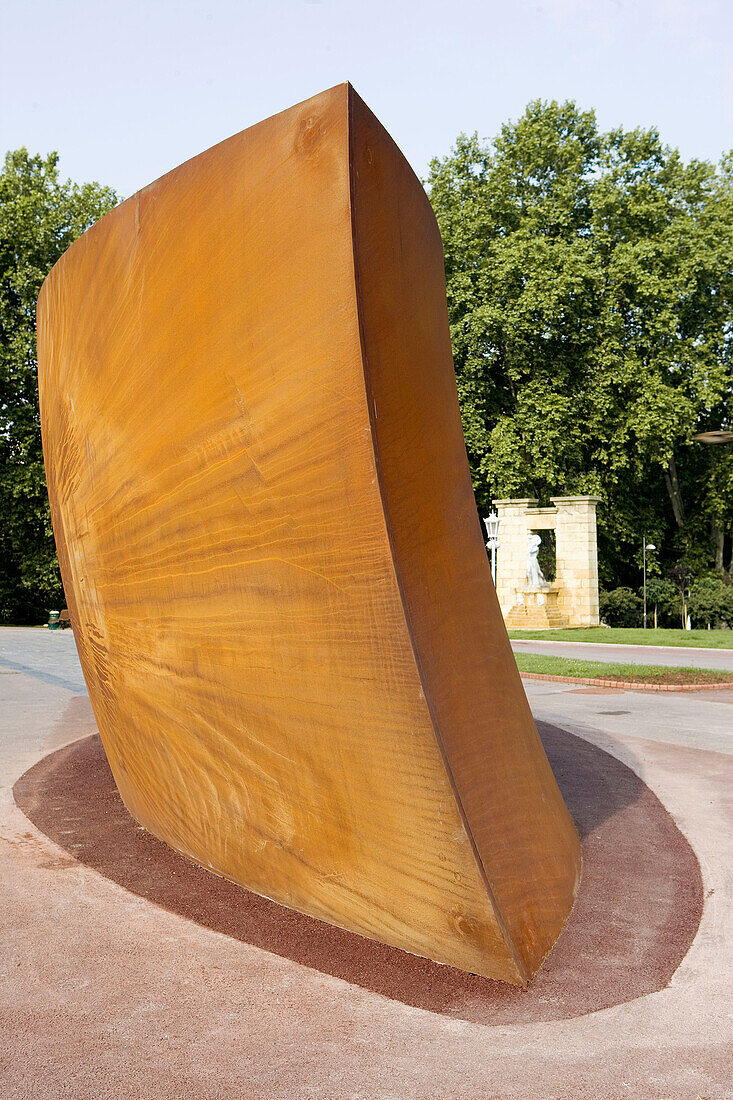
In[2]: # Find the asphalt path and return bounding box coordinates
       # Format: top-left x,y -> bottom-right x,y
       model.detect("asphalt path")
511,637 -> 733,672
524,676 -> 733,754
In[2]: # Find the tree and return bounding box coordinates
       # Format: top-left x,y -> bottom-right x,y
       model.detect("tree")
428,103 -> 733,591
688,574 -> 733,628
669,563 -> 694,629
0,149 -> 118,621
644,576 -> 678,628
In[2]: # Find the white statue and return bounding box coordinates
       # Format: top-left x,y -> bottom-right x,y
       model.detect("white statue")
526,532 -> 546,587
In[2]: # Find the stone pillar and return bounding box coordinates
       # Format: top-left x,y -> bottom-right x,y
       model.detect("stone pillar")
551,496 -> 601,627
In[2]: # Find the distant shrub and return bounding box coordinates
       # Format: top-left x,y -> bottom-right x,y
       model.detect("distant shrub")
688,576 -> 733,629
599,587 -> 642,628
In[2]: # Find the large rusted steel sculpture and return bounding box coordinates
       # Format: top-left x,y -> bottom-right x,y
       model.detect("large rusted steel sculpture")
37,85 -> 580,985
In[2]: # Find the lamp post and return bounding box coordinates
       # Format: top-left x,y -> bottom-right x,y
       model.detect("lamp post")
484,512 -> 500,586
643,538 -> 656,629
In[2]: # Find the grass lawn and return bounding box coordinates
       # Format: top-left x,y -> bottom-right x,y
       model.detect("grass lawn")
507,626 -> 733,649
514,652 -> 732,684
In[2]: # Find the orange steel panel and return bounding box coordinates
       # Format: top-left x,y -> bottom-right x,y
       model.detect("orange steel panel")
37,85 -> 580,985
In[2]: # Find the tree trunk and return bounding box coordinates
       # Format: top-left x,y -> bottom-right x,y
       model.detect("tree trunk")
713,522 -> 724,572
664,455 -> 685,527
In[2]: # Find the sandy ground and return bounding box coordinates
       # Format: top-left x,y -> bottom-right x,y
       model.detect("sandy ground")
1,626 -> 731,1099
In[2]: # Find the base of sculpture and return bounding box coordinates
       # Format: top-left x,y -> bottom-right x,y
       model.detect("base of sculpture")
505,585 -> 569,630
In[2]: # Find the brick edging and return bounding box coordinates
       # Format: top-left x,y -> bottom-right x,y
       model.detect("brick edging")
520,672 -> 733,692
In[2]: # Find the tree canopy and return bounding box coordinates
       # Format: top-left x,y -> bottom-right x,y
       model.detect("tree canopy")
428,102 -> 733,590
0,149 -> 118,622
2,114 -> 732,621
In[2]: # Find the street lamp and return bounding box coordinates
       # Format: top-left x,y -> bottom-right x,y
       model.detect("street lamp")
643,538 -> 656,629
484,512 -> 500,585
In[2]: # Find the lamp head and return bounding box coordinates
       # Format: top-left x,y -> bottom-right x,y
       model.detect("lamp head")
484,512 -> 500,540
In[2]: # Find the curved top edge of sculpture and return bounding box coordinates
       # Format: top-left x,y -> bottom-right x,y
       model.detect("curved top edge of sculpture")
37,83 -> 581,986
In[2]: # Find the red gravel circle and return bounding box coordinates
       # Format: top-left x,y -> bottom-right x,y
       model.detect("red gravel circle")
13,723 -> 703,1024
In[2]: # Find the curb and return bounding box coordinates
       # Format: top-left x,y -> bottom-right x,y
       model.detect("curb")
520,672 -> 733,692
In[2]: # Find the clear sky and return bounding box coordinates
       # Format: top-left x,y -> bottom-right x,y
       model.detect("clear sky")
2,0 -> 732,198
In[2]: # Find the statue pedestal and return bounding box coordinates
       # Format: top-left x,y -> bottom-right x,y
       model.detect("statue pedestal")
504,585 -> 569,630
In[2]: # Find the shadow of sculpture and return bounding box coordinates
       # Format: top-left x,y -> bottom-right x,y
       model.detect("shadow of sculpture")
14,720 -> 703,1024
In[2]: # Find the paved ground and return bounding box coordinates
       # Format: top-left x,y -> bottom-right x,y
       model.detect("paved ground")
1,626 -> 731,1099
511,636 -> 733,672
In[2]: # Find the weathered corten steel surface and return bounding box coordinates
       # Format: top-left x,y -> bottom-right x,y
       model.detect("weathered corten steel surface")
37,84 -> 580,985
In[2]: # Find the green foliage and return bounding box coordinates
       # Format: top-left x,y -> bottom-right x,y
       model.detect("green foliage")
688,574 -> 733,627
514,652 -> 730,683
0,149 -> 118,622
668,561 -> 695,627
599,586 -> 643,627
644,576 -> 679,626
428,102 -> 733,589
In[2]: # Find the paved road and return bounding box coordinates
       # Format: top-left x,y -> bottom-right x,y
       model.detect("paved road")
4,626 -> 729,754
0,625 -> 88,695
5,625 -> 732,684
1,627 -> 731,1099
524,676 -> 733,754
511,636 -> 733,672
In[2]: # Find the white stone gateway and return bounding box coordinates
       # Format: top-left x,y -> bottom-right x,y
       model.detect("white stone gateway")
492,496 -> 600,629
